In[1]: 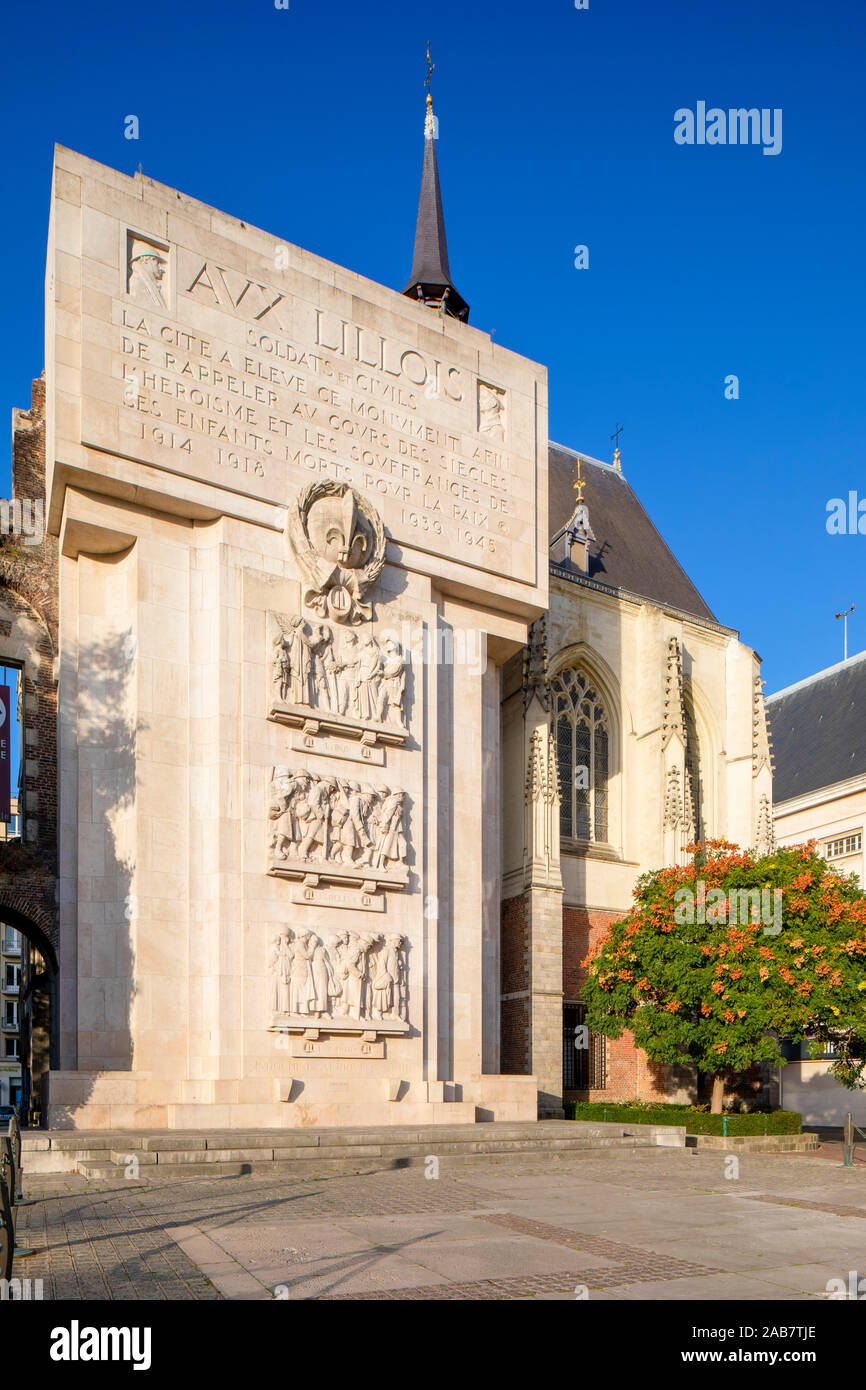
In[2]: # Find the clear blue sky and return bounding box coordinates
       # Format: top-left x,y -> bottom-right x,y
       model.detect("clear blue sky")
1,0 -> 864,693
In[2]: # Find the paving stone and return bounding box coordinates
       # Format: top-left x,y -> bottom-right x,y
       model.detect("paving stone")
13,1146 -> 866,1302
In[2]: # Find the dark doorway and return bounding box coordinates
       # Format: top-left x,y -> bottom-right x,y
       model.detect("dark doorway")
563,1001 -> 607,1092
0,911 -> 57,1126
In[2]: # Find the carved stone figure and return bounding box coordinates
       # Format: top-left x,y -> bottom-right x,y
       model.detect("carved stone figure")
379,638 -> 406,727
366,940 -> 389,1020
285,616 -> 315,705
330,932 -> 351,1017
328,781 -> 354,864
270,614 -> 408,733
128,239 -> 168,308
368,934 -> 407,1022
297,776 -> 337,861
355,633 -> 382,722
387,935 -> 408,1022
268,770 -> 408,873
287,481 -> 386,625
336,630 -> 361,715
350,784 -> 379,867
271,929 -> 408,1028
272,634 -> 291,703
308,623 -> 339,710
269,768 -> 311,859
289,929 -> 317,1014
337,931 -> 367,1020
478,382 -> 505,440
372,788 -> 406,870
310,934 -> 339,1015
269,932 -> 293,1012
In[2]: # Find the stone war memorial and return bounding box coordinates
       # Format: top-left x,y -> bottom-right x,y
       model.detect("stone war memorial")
3,91 -> 773,1135
40,132 -> 548,1130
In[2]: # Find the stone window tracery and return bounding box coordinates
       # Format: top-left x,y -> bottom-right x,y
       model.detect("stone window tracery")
551,667 -> 610,843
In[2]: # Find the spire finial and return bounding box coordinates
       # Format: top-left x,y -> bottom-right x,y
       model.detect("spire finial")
573,455 -> 585,506
611,421 -> 623,470
424,41 -> 436,136
402,42 -> 469,323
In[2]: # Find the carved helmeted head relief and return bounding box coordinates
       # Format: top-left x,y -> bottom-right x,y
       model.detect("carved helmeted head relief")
478,381 -> 506,440
127,235 -> 168,308
288,481 -> 386,625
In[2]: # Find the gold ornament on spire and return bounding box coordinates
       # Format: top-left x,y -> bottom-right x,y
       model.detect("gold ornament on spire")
611,421 -> 623,470
573,456 -> 586,506
425,40 -> 434,110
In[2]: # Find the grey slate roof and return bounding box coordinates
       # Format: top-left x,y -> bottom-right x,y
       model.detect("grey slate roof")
766,651 -> 866,802
548,443 -> 718,624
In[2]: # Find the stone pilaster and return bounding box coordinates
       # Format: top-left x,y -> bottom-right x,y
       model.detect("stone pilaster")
523,697 -> 564,1117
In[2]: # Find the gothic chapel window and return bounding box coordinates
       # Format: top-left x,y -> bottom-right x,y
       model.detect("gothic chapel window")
551,668 -> 609,843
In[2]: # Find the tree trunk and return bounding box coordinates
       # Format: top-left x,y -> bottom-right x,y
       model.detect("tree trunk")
710,1073 -> 726,1115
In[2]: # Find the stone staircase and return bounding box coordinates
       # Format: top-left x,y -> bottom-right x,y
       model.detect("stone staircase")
22,1120 -> 682,1178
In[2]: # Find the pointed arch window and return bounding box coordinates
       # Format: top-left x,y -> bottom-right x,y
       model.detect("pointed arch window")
551,667 -> 609,843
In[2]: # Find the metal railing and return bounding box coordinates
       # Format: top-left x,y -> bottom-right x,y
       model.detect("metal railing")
0,1111 -> 34,1281
0,1135 -> 15,1280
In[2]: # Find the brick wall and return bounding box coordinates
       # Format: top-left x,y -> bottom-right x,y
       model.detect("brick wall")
0,375 -> 59,963
564,905 -> 676,1104
500,891 -> 530,1074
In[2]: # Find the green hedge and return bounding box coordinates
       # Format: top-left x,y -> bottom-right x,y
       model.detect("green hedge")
563,1100 -> 802,1135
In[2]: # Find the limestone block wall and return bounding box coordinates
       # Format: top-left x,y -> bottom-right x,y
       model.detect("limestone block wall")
37,144 -> 553,1129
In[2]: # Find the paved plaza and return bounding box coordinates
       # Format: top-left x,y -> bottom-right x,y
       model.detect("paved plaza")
13,1145 -> 866,1301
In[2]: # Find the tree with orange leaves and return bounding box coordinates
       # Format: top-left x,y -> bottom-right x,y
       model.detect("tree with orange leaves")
582,841 -> 866,1113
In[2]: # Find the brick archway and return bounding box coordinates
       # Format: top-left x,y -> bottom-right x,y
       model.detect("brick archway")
0,900 -> 57,1126
0,899 -> 57,975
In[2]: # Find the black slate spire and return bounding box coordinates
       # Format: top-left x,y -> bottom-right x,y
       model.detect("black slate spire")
402,91 -> 470,323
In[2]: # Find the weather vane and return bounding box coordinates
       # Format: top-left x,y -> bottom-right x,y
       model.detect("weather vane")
425,41 -> 434,105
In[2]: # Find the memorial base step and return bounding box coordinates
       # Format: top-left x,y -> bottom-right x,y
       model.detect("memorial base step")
22,1120 -> 664,1176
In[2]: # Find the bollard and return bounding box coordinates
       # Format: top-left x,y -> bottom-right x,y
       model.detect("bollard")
842,1111 -> 855,1168
722,1116 -> 728,1138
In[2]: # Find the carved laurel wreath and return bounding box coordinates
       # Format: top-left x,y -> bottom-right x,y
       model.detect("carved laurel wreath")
288,480 -> 386,593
